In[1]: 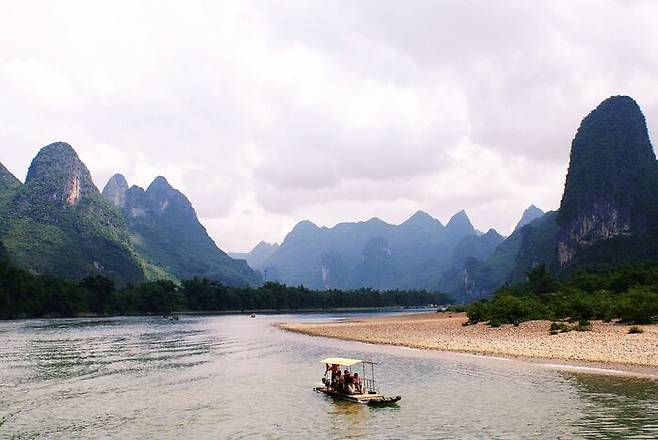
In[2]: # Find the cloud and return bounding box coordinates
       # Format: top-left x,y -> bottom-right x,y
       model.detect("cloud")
1,0 -> 658,251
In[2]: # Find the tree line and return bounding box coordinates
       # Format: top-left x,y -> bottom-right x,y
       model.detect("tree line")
0,243 -> 452,319
464,263 -> 658,326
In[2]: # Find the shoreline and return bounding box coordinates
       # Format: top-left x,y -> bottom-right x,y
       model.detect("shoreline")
277,312 -> 658,378
1,306 -> 431,322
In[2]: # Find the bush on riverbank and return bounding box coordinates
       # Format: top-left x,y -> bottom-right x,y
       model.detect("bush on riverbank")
628,326 -> 644,334
466,264 -> 658,326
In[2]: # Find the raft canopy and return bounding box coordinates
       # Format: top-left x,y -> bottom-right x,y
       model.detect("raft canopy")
320,357 -> 376,366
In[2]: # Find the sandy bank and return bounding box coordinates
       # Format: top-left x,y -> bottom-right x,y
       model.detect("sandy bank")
278,312 -> 658,371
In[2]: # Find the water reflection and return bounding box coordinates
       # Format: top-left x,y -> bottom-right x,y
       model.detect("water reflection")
0,314 -> 656,439
567,374 -> 658,438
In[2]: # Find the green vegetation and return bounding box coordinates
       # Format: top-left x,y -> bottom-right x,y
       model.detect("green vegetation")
0,243 -> 451,319
109,177 -> 261,286
0,143 -> 145,284
548,319 -> 591,335
463,212 -> 559,298
466,264 -> 658,326
628,326 -> 644,334
549,321 -> 571,335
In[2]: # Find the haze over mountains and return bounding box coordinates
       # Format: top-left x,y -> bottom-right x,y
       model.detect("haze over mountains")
253,209 -> 506,292
229,241 -> 279,268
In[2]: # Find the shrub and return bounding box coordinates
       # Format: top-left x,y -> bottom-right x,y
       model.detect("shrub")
628,326 -> 644,334
467,293 -> 549,326
549,321 -> 571,335
466,300 -> 490,324
574,319 -> 592,331
466,264 -> 658,328
618,288 -> 658,324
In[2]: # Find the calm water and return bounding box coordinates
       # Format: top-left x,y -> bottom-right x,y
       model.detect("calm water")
0,313 -> 657,439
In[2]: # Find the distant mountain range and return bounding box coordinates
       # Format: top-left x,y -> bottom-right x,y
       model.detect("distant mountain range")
0,143 -> 260,286
229,241 -> 279,268
252,209 -> 507,292
239,95 -> 658,301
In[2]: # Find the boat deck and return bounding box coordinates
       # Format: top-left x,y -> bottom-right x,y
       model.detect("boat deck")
314,387 -> 384,402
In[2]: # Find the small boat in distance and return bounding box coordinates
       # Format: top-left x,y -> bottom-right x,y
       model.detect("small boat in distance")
314,357 -> 401,406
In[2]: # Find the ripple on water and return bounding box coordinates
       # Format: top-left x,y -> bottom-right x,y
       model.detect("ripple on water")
0,315 -> 657,439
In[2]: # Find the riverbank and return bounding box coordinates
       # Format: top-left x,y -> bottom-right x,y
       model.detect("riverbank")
1,306 -> 433,321
278,312 -> 658,372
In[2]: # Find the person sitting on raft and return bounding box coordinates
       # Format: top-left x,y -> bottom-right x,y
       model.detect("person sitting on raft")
352,372 -> 363,394
334,370 -> 343,391
343,370 -> 354,394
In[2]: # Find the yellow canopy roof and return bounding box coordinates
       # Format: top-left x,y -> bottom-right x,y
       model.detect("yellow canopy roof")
320,357 -> 363,366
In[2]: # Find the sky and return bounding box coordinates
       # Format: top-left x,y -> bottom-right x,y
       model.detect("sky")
2,0 -> 658,252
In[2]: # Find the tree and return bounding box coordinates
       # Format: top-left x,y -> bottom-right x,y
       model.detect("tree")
527,264 -> 558,295
80,275 -> 115,314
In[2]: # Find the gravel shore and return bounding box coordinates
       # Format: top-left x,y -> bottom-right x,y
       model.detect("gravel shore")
278,312 -> 658,369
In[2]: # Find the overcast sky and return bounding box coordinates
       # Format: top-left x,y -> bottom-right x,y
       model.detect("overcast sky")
2,0 -> 658,252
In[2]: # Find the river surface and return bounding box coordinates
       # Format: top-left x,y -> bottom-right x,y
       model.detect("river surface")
1,312 -> 657,439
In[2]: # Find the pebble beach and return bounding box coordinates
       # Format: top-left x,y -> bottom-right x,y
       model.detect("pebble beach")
278,312 -> 658,371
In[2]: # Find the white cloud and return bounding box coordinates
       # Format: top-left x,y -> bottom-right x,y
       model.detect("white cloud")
1,0 -> 658,252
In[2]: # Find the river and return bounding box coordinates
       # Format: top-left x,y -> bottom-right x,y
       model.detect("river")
1,313 -> 657,439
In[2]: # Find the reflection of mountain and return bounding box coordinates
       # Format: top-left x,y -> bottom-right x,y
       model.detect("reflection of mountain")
256,209 -> 504,292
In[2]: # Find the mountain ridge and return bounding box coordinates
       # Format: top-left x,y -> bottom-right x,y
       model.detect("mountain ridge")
103,174 -> 261,286
514,205 -> 544,231
258,209 -> 499,291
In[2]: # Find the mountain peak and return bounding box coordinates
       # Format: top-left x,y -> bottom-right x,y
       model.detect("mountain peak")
446,209 -> 470,227
483,228 -> 503,239
26,142 -> 80,182
292,220 -> 319,232
445,210 -> 475,238
108,173 -> 128,188
514,205 -> 545,231
402,210 -> 443,228
364,217 -> 387,226
557,95 -> 658,266
252,241 -> 279,252
24,141 -> 97,206
39,141 -> 77,156
102,174 -> 129,208
147,176 -> 172,192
